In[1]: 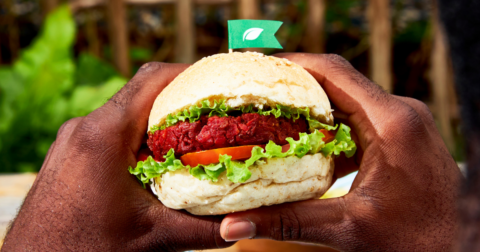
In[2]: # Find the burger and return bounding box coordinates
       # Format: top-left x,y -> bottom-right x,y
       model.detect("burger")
129,52 -> 356,215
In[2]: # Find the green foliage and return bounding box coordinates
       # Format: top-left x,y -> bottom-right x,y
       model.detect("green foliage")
394,21 -> 429,44
0,6 -> 126,172
129,47 -> 153,61
75,53 -> 119,86
326,0 -> 361,28
68,77 -> 125,117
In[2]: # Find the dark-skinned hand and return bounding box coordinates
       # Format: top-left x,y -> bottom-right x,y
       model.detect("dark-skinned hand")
2,63 -> 232,251
220,53 -> 462,251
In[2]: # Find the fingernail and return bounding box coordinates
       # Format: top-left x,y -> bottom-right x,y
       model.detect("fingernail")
224,221 -> 256,242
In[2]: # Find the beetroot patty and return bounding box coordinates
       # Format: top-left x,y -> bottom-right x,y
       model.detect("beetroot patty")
148,113 -> 308,160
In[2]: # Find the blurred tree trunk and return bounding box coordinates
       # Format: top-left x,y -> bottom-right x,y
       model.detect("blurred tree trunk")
106,0 -> 131,77
85,10 -> 101,58
5,0 -> 19,61
175,0 -> 195,63
238,0 -> 261,53
41,0 -> 59,17
431,2 -> 454,153
367,0 -> 392,93
305,0 -> 326,54
238,0 -> 259,19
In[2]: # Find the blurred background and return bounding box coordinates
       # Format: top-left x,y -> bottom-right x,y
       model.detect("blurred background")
0,0 -> 463,250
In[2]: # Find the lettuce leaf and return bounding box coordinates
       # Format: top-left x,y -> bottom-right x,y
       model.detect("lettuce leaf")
128,149 -> 185,188
321,123 -> 357,158
130,123 -> 356,187
189,162 -> 226,181
149,100 -> 333,133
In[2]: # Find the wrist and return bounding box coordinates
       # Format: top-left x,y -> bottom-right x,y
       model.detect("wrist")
2,185 -> 118,251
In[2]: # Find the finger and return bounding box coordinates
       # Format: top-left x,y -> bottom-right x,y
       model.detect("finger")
273,54 -> 428,179
334,150 -> 362,179
64,63 -> 189,177
393,96 -> 447,147
133,207 -> 233,251
82,63 -> 189,151
273,54 -> 411,146
275,53 -> 391,114
220,198 -> 349,251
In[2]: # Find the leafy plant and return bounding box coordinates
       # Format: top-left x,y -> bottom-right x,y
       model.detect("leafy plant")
0,6 -> 126,172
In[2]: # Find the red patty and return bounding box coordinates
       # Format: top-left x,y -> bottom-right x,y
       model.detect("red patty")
148,113 -> 308,160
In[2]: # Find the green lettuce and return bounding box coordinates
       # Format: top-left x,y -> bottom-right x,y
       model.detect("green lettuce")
128,149 -> 227,188
130,123 -> 356,187
149,100 -> 334,133
128,149 -> 184,188
321,124 -> 356,158
150,100 -> 231,132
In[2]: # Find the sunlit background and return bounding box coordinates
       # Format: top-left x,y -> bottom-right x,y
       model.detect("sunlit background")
0,0 -> 462,250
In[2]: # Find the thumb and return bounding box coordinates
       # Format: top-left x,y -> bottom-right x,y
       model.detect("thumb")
127,203 -> 234,251
220,197 -> 349,249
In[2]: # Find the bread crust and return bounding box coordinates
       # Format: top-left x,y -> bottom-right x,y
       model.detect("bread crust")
148,52 -> 333,130
153,153 -> 334,215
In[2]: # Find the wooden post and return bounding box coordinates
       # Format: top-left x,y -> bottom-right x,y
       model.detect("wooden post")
431,3 -> 454,153
106,0 -> 131,77
238,0 -> 260,20
5,0 -> 19,61
306,0 -> 326,54
85,10 -> 101,58
367,0 -> 392,93
175,0 -> 195,63
41,0 -> 59,17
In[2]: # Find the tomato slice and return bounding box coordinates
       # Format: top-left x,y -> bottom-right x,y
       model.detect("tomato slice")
140,129 -> 336,166
320,129 -> 335,143
181,130 -> 336,166
180,145 -> 264,167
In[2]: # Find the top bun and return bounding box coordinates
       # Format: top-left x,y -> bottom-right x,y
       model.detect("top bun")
148,52 -> 333,130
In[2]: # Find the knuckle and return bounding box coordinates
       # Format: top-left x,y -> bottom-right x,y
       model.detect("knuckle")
57,117 -> 83,139
323,53 -> 350,66
273,209 -> 302,241
69,116 -> 108,153
137,61 -> 165,74
394,104 -> 424,130
110,62 -> 170,107
322,54 -> 387,100
407,98 -> 435,121
323,53 -> 349,64
380,103 -> 427,142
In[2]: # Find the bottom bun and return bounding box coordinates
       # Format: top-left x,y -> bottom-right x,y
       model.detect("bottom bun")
153,153 -> 334,215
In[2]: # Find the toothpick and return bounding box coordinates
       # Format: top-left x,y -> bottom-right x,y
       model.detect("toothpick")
229,49 -> 233,53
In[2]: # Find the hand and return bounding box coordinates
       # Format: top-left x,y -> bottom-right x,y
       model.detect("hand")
219,53 -> 462,251
2,63 -> 231,251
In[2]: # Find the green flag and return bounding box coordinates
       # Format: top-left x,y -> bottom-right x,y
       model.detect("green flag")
228,20 -> 283,50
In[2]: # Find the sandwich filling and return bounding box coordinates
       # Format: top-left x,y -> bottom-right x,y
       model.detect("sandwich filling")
129,100 -> 356,187
148,113 -> 308,160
